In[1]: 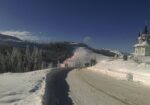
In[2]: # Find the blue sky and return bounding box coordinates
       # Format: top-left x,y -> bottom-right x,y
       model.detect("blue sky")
0,0 -> 150,52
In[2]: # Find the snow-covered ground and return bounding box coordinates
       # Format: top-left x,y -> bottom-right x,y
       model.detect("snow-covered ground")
88,58 -> 150,86
1,45 -> 150,105
63,46 -> 150,86
0,69 -> 51,105
67,69 -> 150,105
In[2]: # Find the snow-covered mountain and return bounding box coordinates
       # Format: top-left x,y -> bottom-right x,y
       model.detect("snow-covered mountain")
70,43 -> 129,57
68,42 -> 125,57
0,33 -> 22,42
0,33 -> 128,57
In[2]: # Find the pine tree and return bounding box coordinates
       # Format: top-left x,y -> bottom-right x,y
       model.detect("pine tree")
32,46 -> 42,70
25,46 -> 31,71
0,53 -> 5,72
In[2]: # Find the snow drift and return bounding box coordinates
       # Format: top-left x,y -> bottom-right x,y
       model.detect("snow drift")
88,59 -> 150,86
0,69 -> 51,105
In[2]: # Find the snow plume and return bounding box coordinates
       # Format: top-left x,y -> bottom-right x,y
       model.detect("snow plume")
0,30 -> 52,42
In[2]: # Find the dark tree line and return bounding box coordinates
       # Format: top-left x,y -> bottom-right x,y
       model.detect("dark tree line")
0,42 -> 73,73
0,46 -> 46,73
90,48 -> 116,57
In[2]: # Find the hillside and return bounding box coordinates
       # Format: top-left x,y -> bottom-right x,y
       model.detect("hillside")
0,35 -> 74,73
0,33 -> 126,73
0,33 -> 22,42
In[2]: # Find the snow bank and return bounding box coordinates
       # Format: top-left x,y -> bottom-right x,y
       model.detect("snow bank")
0,69 -> 51,105
134,56 -> 150,63
88,59 -> 150,86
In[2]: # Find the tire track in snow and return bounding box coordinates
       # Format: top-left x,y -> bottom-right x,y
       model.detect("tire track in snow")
78,71 -> 132,105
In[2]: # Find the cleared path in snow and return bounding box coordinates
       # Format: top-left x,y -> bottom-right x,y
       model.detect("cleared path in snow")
44,68 -> 73,105
67,69 -> 150,105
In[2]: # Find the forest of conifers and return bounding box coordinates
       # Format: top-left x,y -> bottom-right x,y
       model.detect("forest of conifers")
0,42 -> 73,73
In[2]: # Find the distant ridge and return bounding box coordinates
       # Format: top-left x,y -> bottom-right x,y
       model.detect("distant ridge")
0,33 -> 22,42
